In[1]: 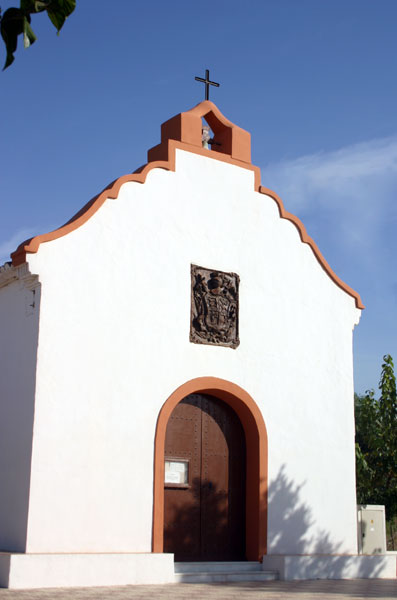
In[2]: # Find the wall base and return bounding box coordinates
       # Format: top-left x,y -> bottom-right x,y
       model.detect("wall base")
261,554 -> 397,580
0,552 -> 174,589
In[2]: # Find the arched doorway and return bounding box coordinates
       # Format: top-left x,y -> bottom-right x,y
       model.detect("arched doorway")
164,393 -> 246,561
152,377 -> 268,561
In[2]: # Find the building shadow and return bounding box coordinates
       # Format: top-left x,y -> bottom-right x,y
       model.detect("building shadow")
165,462 -> 390,586
0,272 -> 40,553
164,393 -> 246,561
164,476 -> 245,561
265,464 -> 388,584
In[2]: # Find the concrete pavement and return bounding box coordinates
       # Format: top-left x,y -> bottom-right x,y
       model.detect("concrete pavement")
0,580 -> 396,599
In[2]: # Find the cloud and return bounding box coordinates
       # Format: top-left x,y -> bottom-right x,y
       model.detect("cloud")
262,136 -> 397,204
261,136 -> 397,262
0,228 -> 37,266
261,138 -> 397,393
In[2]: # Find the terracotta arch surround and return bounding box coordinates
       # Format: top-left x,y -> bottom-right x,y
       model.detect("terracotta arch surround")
152,377 -> 268,561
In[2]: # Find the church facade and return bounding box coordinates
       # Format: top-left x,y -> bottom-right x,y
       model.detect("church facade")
0,101 -> 394,588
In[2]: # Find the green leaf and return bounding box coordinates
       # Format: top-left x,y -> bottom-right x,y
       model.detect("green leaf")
46,0 -> 76,32
20,0 -> 36,12
20,1 -> 49,13
0,7 -> 25,70
1,0 -> 76,70
34,1 -> 51,11
356,354 -> 397,521
23,16 -> 37,48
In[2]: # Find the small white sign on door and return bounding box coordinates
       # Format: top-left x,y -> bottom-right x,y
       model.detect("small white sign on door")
165,460 -> 188,484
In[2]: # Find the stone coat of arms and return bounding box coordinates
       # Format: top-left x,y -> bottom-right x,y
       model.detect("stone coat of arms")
190,264 -> 239,348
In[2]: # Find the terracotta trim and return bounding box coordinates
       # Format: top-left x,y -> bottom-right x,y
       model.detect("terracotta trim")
10,138 -> 259,267
259,186 -> 364,310
10,100 -> 363,310
152,377 -> 268,561
188,100 -> 241,130
11,159 -> 174,267
149,100 -> 251,164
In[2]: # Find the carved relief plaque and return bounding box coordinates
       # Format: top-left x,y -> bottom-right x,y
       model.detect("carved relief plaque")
190,264 -> 239,349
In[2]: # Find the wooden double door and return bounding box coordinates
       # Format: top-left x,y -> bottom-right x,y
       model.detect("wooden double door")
164,393 -> 246,561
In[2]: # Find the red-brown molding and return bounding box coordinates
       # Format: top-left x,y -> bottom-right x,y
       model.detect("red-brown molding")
152,377 -> 268,561
259,186 -> 364,310
148,100 -> 251,164
10,101 -> 363,309
11,160 -> 175,267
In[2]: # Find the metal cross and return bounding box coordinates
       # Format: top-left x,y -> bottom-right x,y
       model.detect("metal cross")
195,69 -> 220,101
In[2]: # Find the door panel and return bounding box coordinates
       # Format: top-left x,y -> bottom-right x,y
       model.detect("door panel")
163,396 -> 201,559
164,393 -> 246,561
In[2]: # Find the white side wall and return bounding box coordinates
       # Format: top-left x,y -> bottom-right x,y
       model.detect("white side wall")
0,552 -> 174,588
22,149 -> 361,554
261,554 -> 397,580
0,268 -> 40,551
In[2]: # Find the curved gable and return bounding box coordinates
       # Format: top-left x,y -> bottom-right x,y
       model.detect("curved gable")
10,101 -> 363,310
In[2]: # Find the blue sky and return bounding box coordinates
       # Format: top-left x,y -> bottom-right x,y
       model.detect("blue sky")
1,0 -> 396,394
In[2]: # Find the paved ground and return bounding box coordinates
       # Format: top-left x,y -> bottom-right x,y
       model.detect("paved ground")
0,580 -> 396,600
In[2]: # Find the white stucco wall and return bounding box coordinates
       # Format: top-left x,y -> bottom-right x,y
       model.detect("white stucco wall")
0,552 -> 175,588
12,149 -> 360,555
0,266 -> 40,551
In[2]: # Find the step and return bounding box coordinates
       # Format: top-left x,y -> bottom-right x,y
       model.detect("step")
174,570 -> 279,583
174,562 -> 279,583
175,561 -> 262,573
